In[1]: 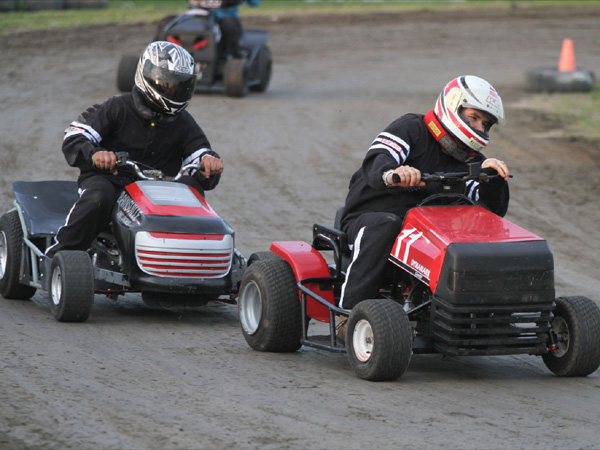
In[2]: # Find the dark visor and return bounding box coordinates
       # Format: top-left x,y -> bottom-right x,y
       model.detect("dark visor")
142,60 -> 197,103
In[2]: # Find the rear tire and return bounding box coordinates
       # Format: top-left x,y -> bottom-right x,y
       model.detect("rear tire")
542,296 -> 600,376
0,210 -> 37,300
249,46 -> 272,93
116,54 -> 139,93
224,58 -> 248,97
346,299 -> 413,381
49,251 -> 94,322
238,259 -> 301,352
247,251 -> 280,266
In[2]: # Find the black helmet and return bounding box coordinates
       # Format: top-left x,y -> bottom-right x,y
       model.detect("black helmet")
134,41 -> 197,115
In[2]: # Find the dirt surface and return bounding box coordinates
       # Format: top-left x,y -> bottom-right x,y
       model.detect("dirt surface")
2,6 -> 600,450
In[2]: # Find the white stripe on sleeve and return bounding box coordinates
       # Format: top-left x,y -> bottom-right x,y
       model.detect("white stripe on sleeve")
64,121 -> 102,143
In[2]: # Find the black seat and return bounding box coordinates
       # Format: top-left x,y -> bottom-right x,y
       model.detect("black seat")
13,181 -> 78,236
312,207 -> 351,279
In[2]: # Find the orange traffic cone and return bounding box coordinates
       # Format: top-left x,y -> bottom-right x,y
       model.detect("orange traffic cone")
558,38 -> 576,72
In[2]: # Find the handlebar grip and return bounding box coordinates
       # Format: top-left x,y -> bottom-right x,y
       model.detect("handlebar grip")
481,167 -> 498,176
392,172 -> 435,183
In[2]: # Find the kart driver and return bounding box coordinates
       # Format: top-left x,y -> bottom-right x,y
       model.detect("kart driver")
337,75 -> 510,340
45,41 -> 223,258
189,0 -> 261,59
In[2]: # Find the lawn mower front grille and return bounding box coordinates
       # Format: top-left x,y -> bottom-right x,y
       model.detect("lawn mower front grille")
431,296 -> 554,356
135,232 -> 233,278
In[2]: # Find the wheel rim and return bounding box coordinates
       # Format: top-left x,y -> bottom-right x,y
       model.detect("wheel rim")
353,319 -> 374,362
550,316 -> 570,358
239,280 -> 262,335
50,265 -> 62,306
0,231 -> 7,278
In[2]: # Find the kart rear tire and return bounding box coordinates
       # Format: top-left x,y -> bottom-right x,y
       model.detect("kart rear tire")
49,251 -> 94,322
247,251 -> 280,266
346,299 -> 412,381
238,259 -> 301,352
249,46 -> 272,93
224,58 -> 248,98
0,210 -> 37,300
116,54 -> 139,93
542,296 -> 600,377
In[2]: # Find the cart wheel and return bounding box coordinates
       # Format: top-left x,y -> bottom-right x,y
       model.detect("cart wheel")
249,46 -> 272,93
346,299 -> 413,381
238,259 -> 301,352
116,54 -> 139,93
0,210 -> 37,300
49,251 -> 94,322
224,58 -> 248,98
542,296 -> 600,377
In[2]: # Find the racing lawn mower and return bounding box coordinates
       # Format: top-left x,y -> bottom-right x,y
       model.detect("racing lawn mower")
116,1 -> 272,98
237,163 -> 600,381
0,153 -> 246,322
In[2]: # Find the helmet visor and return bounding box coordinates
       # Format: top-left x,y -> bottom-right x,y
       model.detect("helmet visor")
142,60 -> 197,103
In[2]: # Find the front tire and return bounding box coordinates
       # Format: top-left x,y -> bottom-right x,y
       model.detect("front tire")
346,299 -> 413,381
542,296 -> 600,377
49,251 -> 95,322
0,210 -> 37,300
238,259 -> 301,352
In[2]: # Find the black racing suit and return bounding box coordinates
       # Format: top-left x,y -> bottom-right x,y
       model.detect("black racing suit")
339,112 -> 509,309
46,89 -> 221,257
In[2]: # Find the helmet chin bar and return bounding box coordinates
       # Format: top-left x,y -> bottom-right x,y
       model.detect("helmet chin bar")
147,86 -> 187,115
424,109 -> 477,163
439,134 -> 476,163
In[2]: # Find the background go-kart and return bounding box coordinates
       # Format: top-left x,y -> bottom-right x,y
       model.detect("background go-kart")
1,6 -> 600,449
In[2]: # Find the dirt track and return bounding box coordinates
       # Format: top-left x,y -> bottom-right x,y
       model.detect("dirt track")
1,6 -> 600,449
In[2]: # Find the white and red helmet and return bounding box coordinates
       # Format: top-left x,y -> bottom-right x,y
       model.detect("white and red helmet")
434,75 -> 505,157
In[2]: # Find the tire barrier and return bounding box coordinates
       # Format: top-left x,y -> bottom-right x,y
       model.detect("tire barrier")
526,38 -> 595,92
